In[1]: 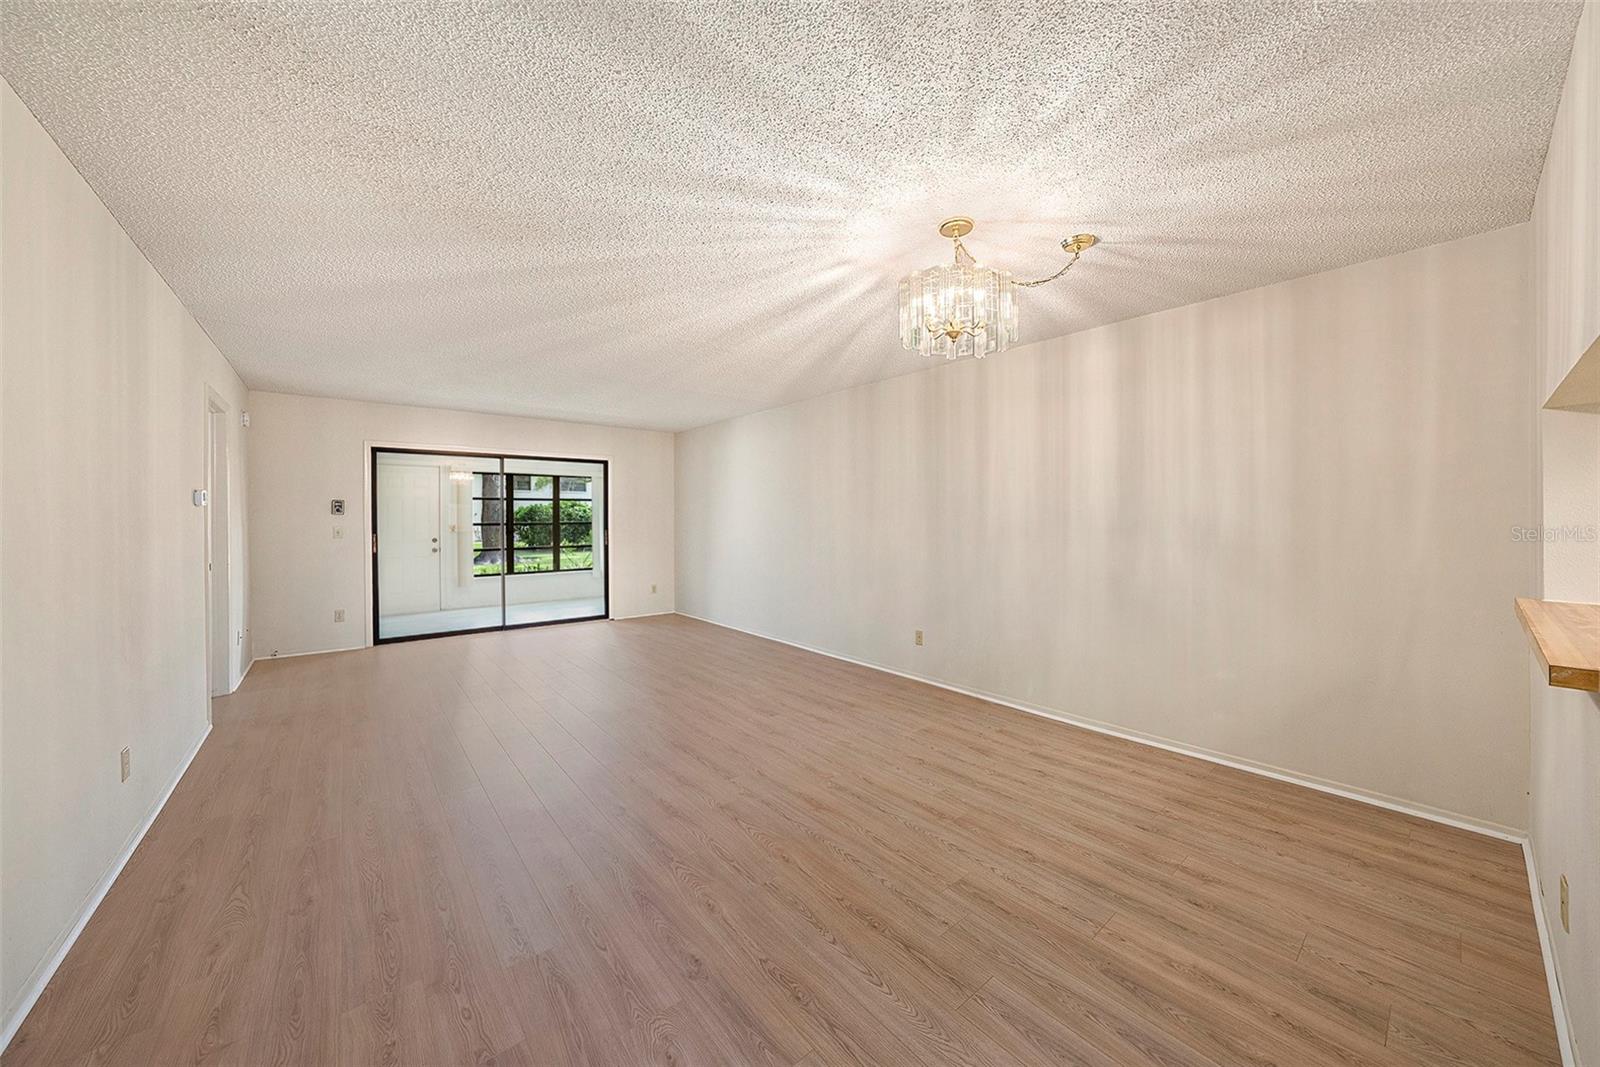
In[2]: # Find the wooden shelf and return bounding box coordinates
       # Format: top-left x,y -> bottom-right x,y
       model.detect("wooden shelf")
1516,597 -> 1600,692
1544,331 -> 1600,413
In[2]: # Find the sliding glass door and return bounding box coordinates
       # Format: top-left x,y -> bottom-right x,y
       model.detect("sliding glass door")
372,448 -> 608,642
502,456 -> 606,626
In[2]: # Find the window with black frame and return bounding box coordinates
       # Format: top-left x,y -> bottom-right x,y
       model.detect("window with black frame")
471,471 -> 506,576
510,474 -> 594,572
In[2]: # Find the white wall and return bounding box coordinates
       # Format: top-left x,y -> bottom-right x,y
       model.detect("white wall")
247,390 -> 674,657
1530,3 -> 1600,1059
677,224 -> 1536,832
0,78 -> 249,1034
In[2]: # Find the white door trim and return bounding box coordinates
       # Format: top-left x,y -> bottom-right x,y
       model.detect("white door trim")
203,389 -> 231,706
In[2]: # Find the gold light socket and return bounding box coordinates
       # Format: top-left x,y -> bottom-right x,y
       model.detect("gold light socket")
1063,233 -> 1099,253
937,216 -> 975,239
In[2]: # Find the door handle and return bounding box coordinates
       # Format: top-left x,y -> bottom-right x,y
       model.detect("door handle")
431,547 -> 439,553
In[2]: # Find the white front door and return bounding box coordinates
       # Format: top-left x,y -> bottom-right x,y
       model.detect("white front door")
377,464 -> 441,615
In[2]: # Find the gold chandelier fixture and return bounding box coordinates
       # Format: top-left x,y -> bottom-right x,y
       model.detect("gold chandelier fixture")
898,217 -> 1097,360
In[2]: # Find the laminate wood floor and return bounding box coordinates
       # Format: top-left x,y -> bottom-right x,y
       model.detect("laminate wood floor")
3,615 -> 1559,1066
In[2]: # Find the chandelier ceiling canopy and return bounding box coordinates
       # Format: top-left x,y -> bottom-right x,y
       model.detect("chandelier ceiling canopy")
898,218 -> 1097,361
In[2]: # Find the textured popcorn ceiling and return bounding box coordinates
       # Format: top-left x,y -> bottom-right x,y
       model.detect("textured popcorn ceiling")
0,1 -> 1583,431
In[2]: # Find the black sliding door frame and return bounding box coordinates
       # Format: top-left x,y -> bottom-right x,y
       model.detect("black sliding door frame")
370,446 -> 610,644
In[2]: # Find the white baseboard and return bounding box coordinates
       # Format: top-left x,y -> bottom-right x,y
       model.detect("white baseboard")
1523,840 -> 1578,1067
672,611 -> 1524,842
612,609 -> 676,620
235,656 -> 256,688
0,723 -> 212,1054
262,644 -> 366,660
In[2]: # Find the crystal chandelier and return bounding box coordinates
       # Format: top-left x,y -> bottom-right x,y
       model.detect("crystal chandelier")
898,217 -> 1097,360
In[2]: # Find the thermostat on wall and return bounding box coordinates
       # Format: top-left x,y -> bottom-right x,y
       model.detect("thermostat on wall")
331,499 -> 346,515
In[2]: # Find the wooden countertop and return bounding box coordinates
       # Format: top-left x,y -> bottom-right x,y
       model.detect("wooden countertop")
1516,597 -> 1600,692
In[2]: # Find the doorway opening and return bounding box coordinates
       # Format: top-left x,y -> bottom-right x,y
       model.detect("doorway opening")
204,395 -> 232,707
371,448 -> 609,643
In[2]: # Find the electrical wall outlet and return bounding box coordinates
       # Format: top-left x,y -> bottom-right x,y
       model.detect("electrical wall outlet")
120,747 -> 131,782
915,629 -> 924,646
334,608 -> 346,623
1560,874 -> 1570,933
